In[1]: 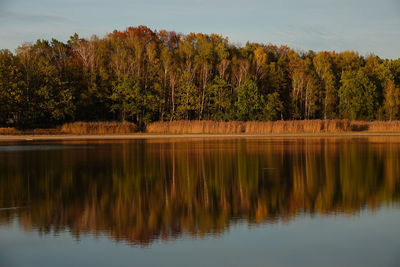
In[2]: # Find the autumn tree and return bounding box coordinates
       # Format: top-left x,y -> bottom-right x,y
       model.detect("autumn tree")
0,50 -> 23,124
313,52 -> 338,119
1,26 -> 400,127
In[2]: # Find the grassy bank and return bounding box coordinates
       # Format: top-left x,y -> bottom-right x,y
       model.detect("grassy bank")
60,121 -> 137,134
0,122 -> 138,135
146,120 -> 348,134
0,127 -> 61,135
2,120 -> 400,135
146,120 -> 400,134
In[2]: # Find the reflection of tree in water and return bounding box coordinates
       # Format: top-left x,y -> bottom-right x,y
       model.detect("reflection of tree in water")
0,138 -> 400,246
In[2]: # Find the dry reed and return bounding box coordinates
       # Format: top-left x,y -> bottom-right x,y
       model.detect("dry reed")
0,127 -> 62,135
3,120 -> 400,135
0,127 -> 23,135
147,120 -> 400,134
351,121 -> 400,132
146,121 -> 245,134
146,120 -> 355,134
244,120 -> 351,134
60,122 -> 138,135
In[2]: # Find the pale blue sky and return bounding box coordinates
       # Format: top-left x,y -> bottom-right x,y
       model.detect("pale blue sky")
0,0 -> 399,58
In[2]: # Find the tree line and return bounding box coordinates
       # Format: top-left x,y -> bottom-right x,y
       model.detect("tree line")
1,25 -> 399,128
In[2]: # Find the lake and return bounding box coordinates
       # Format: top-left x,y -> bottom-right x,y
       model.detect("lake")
1,137 -> 400,267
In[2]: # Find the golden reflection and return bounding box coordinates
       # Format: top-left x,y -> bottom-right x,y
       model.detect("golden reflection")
0,137 -> 399,245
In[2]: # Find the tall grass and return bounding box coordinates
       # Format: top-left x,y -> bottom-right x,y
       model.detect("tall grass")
0,122 -> 137,135
243,120 -> 351,134
0,128 -> 22,135
0,127 -> 60,135
352,121 -> 400,132
147,120 -> 400,134
146,120 -> 354,134
146,121 -> 245,134
3,120 -> 400,135
60,122 -> 137,135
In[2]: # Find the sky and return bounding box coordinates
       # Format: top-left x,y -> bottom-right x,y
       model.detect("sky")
0,0 -> 399,58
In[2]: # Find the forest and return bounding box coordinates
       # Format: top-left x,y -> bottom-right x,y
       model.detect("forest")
1,25 -> 400,128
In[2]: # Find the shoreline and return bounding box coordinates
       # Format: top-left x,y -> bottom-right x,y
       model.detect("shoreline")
2,132 -> 400,142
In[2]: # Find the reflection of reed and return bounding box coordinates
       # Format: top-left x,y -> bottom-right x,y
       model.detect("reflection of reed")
0,137 -> 400,245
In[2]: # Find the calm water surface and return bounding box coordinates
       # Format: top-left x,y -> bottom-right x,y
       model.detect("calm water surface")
1,137 -> 400,267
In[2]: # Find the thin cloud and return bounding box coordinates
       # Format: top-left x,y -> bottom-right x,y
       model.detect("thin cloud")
0,9 -> 73,24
